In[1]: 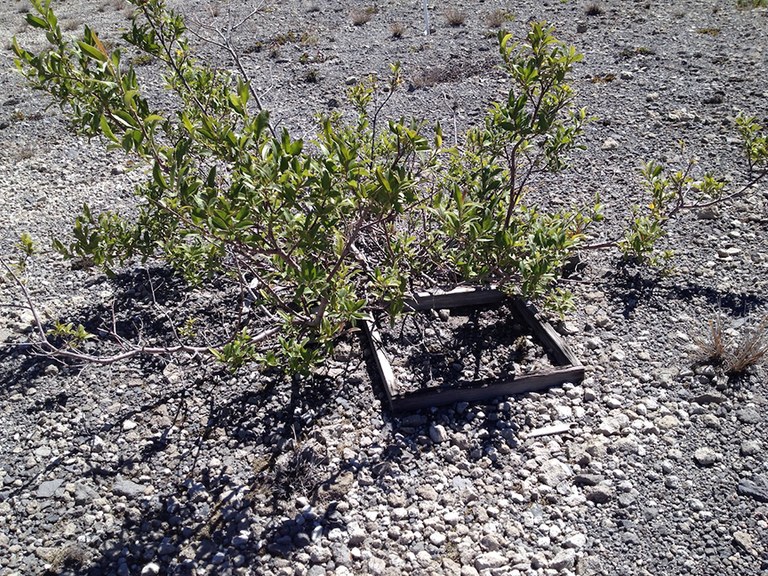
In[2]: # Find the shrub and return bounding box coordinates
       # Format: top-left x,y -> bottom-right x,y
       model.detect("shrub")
427,25 -> 596,313
12,1 -> 600,372
14,0 -> 765,375
619,118 -> 767,265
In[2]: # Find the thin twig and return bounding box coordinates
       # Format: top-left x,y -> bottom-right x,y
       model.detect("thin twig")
0,256 -> 280,366
1,258 -> 47,343
186,5 -> 275,137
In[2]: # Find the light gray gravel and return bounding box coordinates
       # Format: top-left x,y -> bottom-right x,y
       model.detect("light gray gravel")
1,1 -> 768,575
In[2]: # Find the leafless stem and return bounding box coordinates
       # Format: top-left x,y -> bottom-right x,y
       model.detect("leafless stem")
0,256 -> 279,366
1,258 -> 47,343
187,3 -> 275,137
674,170 -> 766,215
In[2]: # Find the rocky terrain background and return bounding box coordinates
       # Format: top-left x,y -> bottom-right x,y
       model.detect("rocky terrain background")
1,0 -> 767,575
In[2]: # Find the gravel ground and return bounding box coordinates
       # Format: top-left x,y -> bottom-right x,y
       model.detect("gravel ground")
1,1 -> 768,575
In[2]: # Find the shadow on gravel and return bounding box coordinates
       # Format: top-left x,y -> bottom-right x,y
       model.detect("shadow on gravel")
603,264 -> 768,319
2,267 -> 529,575
30,370 -> 345,575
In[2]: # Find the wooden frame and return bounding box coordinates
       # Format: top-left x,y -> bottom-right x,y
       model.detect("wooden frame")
363,287 -> 584,412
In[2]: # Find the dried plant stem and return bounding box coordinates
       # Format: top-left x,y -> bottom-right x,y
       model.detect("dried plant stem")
0,257 -> 278,366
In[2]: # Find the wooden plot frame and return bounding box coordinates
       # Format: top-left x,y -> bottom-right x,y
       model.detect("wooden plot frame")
363,287 -> 584,412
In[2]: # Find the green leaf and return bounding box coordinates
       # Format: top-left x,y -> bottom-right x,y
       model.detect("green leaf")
77,40 -> 108,62
99,115 -> 117,142
26,15 -> 49,29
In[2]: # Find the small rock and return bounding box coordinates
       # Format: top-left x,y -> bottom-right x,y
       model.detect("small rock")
92,435 -> 106,453
732,531 -> 758,557
646,92 -> 659,102
232,530 -> 250,548
430,532 -> 446,546
346,522 -> 366,546
617,493 -> 636,508
717,247 -> 742,259
74,482 -> 99,504
692,392 -> 726,405
475,552 -> 506,571
738,477 -> 768,502
480,534 -> 501,551
443,511 -> 461,525
693,447 -> 721,467
162,363 -> 183,384
367,557 -> 386,575
539,459 -> 573,487
34,446 -> 52,458
37,479 -> 64,498
619,70 -> 633,80
429,424 -> 449,444
556,321 -> 579,336
574,474 -> 604,487
585,485 -> 613,504
576,21 -> 587,33
668,108 -> 696,121
141,563 -> 160,576
598,414 -> 628,436
344,76 -> 358,86
740,440 -> 761,456
586,337 -> 603,350
113,478 -> 148,498
736,407 -> 761,424
696,206 -> 719,220
656,415 -> 680,430
550,549 -> 576,570
563,533 -> 587,549
601,137 -> 619,150
665,475 -> 681,489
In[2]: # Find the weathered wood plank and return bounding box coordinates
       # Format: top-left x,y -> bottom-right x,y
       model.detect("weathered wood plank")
406,287 -> 505,311
362,318 -> 398,403
365,286 -> 585,412
389,366 -> 585,412
509,299 -> 582,367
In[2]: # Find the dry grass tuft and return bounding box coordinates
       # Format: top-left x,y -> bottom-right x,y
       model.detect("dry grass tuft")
390,21 -> 406,39
693,314 -> 729,364
445,8 -> 467,27
485,10 -> 513,28
727,314 -> 768,374
694,312 -> 768,375
585,3 -> 604,16
351,7 -> 376,26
